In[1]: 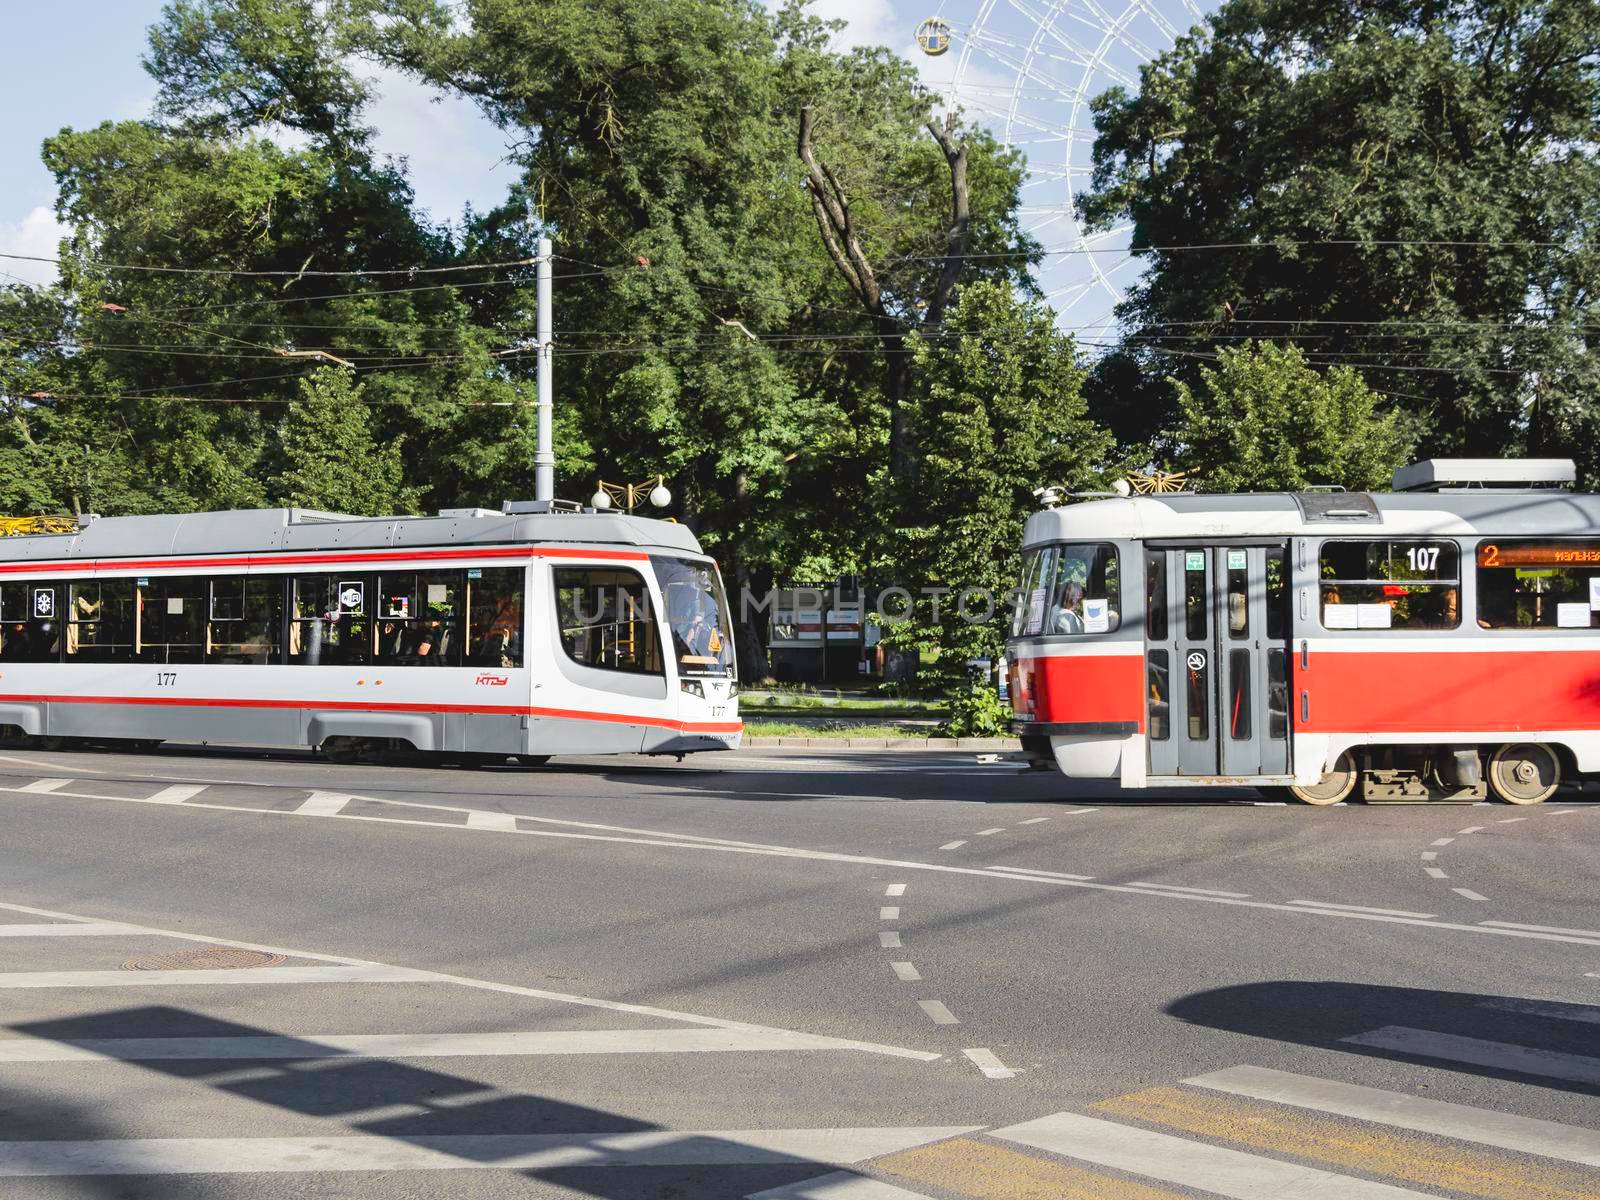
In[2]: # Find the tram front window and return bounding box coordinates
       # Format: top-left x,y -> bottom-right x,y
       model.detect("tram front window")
651,557 -> 735,678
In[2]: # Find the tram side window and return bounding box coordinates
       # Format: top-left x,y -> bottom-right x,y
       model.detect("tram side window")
1014,547 -> 1055,636
137,576 -> 208,663
466,568 -> 524,668
289,575 -> 372,665
554,567 -> 662,674
1476,540 -> 1600,629
1319,540 -> 1460,630
209,576 -> 283,664
67,579 -> 136,662
0,582 -> 61,662
375,571 -> 462,665
1043,543 -> 1120,635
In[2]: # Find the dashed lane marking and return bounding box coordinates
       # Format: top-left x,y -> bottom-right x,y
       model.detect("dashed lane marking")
1452,887 -> 1490,902
1018,817 -> 1050,825
16,778 -> 70,794
1341,1026 -> 1600,1086
1128,882 -> 1250,898
916,1001 -> 958,1026
939,841 -> 967,851
1420,851 -> 1438,860
1188,1064 -> 1600,1167
1288,900 -> 1436,919
1425,867 -> 1449,879
0,1126 -> 981,1179
1497,817 -> 1530,823
880,907 -> 900,921
465,809 -> 518,830
885,883 -> 907,897
879,932 -> 902,949
1431,837 -> 1455,846
975,828 -> 1005,837
1457,825 -> 1485,834
961,1048 -> 1016,1080
987,866 -> 1095,881
890,962 -> 921,982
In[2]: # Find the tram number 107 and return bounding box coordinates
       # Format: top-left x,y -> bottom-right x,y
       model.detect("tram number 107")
1406,546 -> 1440,571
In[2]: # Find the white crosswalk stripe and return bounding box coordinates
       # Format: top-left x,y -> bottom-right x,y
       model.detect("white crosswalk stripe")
1342,1024 -> 1600,1086
749,1172 -> 938,1199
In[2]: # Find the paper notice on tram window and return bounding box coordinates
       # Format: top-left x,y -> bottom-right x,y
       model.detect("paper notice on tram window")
1322,604 -> 1359,629
1025,587 -> 1047,636
1589,576 -> 1600,610
166,597 -> 184,615
1558,602 -> 1591,628
1356,603 -> 1392,629
427,584 -> 447,604
1082,598 -> 1110,634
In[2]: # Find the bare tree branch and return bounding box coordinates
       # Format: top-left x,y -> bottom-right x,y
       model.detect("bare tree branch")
921,111 -> 971,330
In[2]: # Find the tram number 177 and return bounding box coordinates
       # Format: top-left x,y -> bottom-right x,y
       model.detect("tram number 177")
1406,546 -> 1440,572
155,672 -> 177,687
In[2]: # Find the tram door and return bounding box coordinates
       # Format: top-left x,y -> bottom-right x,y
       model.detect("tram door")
1145,545 -> 1291,777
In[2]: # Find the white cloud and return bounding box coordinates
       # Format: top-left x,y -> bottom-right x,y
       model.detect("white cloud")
803,0 -> 904,52
0,206 -> 67,287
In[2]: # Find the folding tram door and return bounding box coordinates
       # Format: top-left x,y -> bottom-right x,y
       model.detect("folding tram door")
1145,544 -> 1291,779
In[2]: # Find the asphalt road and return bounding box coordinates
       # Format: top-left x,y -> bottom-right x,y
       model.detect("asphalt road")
0,742 -> 1595,1199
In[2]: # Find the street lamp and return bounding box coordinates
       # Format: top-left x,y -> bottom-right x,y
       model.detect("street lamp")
590,474 -> 672,513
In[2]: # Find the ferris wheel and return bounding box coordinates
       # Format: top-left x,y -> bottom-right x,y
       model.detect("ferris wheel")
915,2 -> 1211,339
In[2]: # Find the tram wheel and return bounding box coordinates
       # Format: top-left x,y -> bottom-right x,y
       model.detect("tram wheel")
1287,751 -> 1359,806
515,755 -> 551,767
1486,743 -> 1560,805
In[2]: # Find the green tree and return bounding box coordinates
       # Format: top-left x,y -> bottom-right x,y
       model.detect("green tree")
1081,0 -> 1599,472
1170,342 -> 1411,492
269,367 -> 417,514
891,282 -> 1114,690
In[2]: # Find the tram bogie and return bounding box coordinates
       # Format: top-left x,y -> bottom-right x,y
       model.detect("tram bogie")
1007,458 -> 1596,804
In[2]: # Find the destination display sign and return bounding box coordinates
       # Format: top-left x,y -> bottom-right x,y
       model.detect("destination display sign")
1477,541 -> 1600,568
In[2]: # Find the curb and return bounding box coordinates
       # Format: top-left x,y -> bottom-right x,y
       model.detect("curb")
741,736 -> 1020,750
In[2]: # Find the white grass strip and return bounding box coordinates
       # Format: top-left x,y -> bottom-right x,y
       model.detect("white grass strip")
0,923 -> 142,938
1452,888 -> 1489,902
0,1126 -> 981,1178
748,1171 -> 941,1199
879,931 -> 901,949
880,907 -> 899,921
938,841 -> 966,850
916,1001 -> 958,1025
1342,1026 -> 1600,1086
143,785 -> 206,804
1424,867 -> 1449,879
885,883 -> 906,897
992,1112 -> 1431,1199
1288,901 -> 1435,920
890,962 -> 921,982
16,779 -> 70,794
1128,882 -> 1250,898
0,966 -> 435,990
1480,920 -> 1600,938
0,1028 -> 866,1063
465,810 -> 518,831
1477,998 -> 1600,1027
294,791 -> 352,816
1187,1065 -> 1600,1168
962,1048 -> 1016,1079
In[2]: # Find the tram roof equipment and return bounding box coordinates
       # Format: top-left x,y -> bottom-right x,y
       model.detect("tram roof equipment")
1391,458 -> 1576,492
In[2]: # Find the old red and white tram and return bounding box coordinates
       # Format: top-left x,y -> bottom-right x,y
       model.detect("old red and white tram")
1007,459 -> 1599,804
0,503 -> 740,761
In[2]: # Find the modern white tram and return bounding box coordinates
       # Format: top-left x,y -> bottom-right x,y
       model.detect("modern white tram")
1007,458 -> 1600,804
0,502 -> 741,761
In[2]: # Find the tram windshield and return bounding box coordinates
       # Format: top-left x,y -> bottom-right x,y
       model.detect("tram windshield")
651,556 -> 736,678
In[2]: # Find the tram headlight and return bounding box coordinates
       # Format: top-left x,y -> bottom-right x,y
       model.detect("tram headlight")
680,679 -> 705,698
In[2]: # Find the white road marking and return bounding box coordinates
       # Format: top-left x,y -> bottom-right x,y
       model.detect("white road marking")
993,1111 -> 1431,1199
1431,837 -> 1454,846
890,962 -> 921,982
879,932 -> 901,949
465,810 -> 518,830
1452,888 -> 1489,902
885,883 -> 906,897
938,841 -> 966,851
0,923 -> 142,938
1187,1065 -> 1600,1167
0,966 -> 438,989
917,1001 -> 958,1025
986,866 -> 1095,882
1288,901 -> 1436,919
1066,807 -> 1098,814
880,907 -> 899,921
0,900 -> 941,1063
1420,851 -> 1438,860
0,1028 -> 879,1063
1457,826 -> 1484,834
748,1170 -> 939,1199
1478,998 -> 1600,1026
1424,867 -> 1449,879
1497,817 -> 1529,823
1018,817 -> 1050,824
975,828 -> 1005,836
17,778 -> 70,794
1481,919 -> 1600,938
1128,882 -> 1250,898
295,790 -> 352,816
144,784 -> 206,804
962,1048 -> 1016,1080
0,754 -> 107,773
1342,1026 -> 1600,1086
0,1126 -> 981,1178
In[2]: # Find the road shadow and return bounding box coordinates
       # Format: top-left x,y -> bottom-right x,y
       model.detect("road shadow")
3,1005 -> 906,1197
1168,980 -> 1600,1098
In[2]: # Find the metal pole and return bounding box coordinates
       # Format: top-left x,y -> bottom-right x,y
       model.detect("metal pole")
533,235 -> 555,503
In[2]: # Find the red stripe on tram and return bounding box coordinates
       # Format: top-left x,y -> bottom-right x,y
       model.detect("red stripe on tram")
1009,653 -> 1146,732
